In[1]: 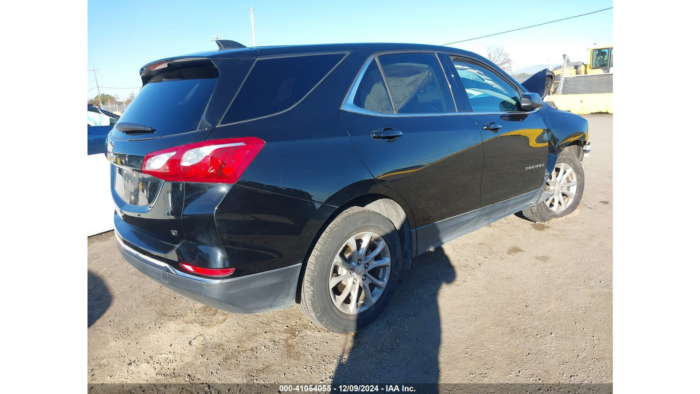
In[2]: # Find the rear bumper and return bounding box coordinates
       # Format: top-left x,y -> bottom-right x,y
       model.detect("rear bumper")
116,232 -> 301,314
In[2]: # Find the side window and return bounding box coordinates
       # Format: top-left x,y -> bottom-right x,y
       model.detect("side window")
222,53 -> 345,124
352,59 -> 394,114
451,59 -> 521,113
378,53 -> 455,114
87,110 -> 111,126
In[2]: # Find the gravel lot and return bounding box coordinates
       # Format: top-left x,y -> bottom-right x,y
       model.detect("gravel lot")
88,115 -> 612,386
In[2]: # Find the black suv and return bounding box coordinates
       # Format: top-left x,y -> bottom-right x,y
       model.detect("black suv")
107,41 -> 590,332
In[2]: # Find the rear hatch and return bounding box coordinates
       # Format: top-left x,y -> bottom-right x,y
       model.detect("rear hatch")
107,53 -> 256,253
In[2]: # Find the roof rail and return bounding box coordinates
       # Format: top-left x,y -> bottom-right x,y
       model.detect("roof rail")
215,39 -> 247,51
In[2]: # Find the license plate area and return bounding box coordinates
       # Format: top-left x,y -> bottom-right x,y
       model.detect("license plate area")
113,166 -> 164,207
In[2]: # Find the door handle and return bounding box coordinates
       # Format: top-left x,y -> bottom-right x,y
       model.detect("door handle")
482,123 -> 502,132
371,128 -> 403,141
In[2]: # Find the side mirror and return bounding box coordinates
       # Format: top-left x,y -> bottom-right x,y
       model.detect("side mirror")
520,92 -> 544,111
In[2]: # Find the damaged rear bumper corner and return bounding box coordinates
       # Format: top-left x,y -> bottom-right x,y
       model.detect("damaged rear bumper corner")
115,232 -> 301,314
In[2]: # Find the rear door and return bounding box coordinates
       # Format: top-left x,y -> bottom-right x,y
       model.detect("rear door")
339,53 -> 483,228
449,57 -> 549,206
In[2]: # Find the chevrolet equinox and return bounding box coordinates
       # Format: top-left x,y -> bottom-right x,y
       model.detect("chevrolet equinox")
107,41 -> 591,332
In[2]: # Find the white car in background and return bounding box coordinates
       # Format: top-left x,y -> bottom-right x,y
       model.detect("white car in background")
87,106 -> 119,236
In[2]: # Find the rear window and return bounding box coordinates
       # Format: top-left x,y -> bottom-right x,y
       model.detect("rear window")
221,53 -> 345,124
117,66 -> 217,136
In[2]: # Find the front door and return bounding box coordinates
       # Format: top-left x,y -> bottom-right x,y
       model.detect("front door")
339,53 -> 484,228
88,108 -> 118,155
449,57 -> 549,206
87,108 -> 119,235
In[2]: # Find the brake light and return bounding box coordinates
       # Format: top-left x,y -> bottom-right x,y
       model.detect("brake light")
142,137 -> 265,183
180,263 -> 235,277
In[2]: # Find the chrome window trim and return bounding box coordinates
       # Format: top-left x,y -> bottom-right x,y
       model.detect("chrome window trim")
341,50 -> 539,118
341,57 -> 376,115
345,48 -> 524,93
217,52 -> 350,127
340,106 -> 540,118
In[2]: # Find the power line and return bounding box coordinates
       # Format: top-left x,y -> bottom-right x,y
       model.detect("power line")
442,7 -> 613,45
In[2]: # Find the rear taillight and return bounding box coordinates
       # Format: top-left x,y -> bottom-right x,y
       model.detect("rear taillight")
180,263 -> 235,277
142,137 -> 265,183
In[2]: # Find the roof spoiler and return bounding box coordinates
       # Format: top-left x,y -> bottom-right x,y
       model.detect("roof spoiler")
215,39 -> 247,51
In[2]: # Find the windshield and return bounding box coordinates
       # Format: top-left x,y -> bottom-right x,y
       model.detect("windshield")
88,110 -> 113,126
592,48 -> 612,69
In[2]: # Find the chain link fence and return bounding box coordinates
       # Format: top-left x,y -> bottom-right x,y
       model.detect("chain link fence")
96,103 -> 129,114
561,74 -> 613,95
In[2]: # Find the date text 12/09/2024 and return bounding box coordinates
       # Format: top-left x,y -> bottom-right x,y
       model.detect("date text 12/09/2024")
278,385 -> 417,392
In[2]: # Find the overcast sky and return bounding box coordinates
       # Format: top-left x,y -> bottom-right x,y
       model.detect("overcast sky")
88,0 -> 613,101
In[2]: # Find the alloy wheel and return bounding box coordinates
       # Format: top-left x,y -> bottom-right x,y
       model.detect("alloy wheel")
328,232 -> 391,314
545,162 -> 578,213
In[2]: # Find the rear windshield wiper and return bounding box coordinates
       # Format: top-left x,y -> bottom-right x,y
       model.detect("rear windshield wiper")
116,122 -> 156,134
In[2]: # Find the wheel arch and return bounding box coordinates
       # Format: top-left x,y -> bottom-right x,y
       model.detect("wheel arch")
553,132 -> 587,155
541,109 -> 589,173
294,189 -> 415,303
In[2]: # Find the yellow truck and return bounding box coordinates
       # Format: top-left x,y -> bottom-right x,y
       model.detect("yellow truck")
547,45 -> 613,114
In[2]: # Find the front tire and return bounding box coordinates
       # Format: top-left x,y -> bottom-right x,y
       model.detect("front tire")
300,207 -> 401,333
522,147 -> 585,223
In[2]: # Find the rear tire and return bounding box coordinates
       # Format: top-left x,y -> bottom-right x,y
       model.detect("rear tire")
300,207 -> 401,333
522,147 -> 585,223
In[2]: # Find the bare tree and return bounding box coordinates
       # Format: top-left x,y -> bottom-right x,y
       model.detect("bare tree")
125,91 -> 136,105
487,45 -> 513,74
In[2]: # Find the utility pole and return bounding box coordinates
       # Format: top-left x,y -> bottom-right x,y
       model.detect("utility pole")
90,66 -> 102,108
250,7 -> 256,47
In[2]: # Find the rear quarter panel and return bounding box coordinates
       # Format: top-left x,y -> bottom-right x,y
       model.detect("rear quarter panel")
206,50 -> 414,274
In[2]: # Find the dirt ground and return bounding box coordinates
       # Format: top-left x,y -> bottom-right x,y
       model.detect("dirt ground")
88,115 -> 612,385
